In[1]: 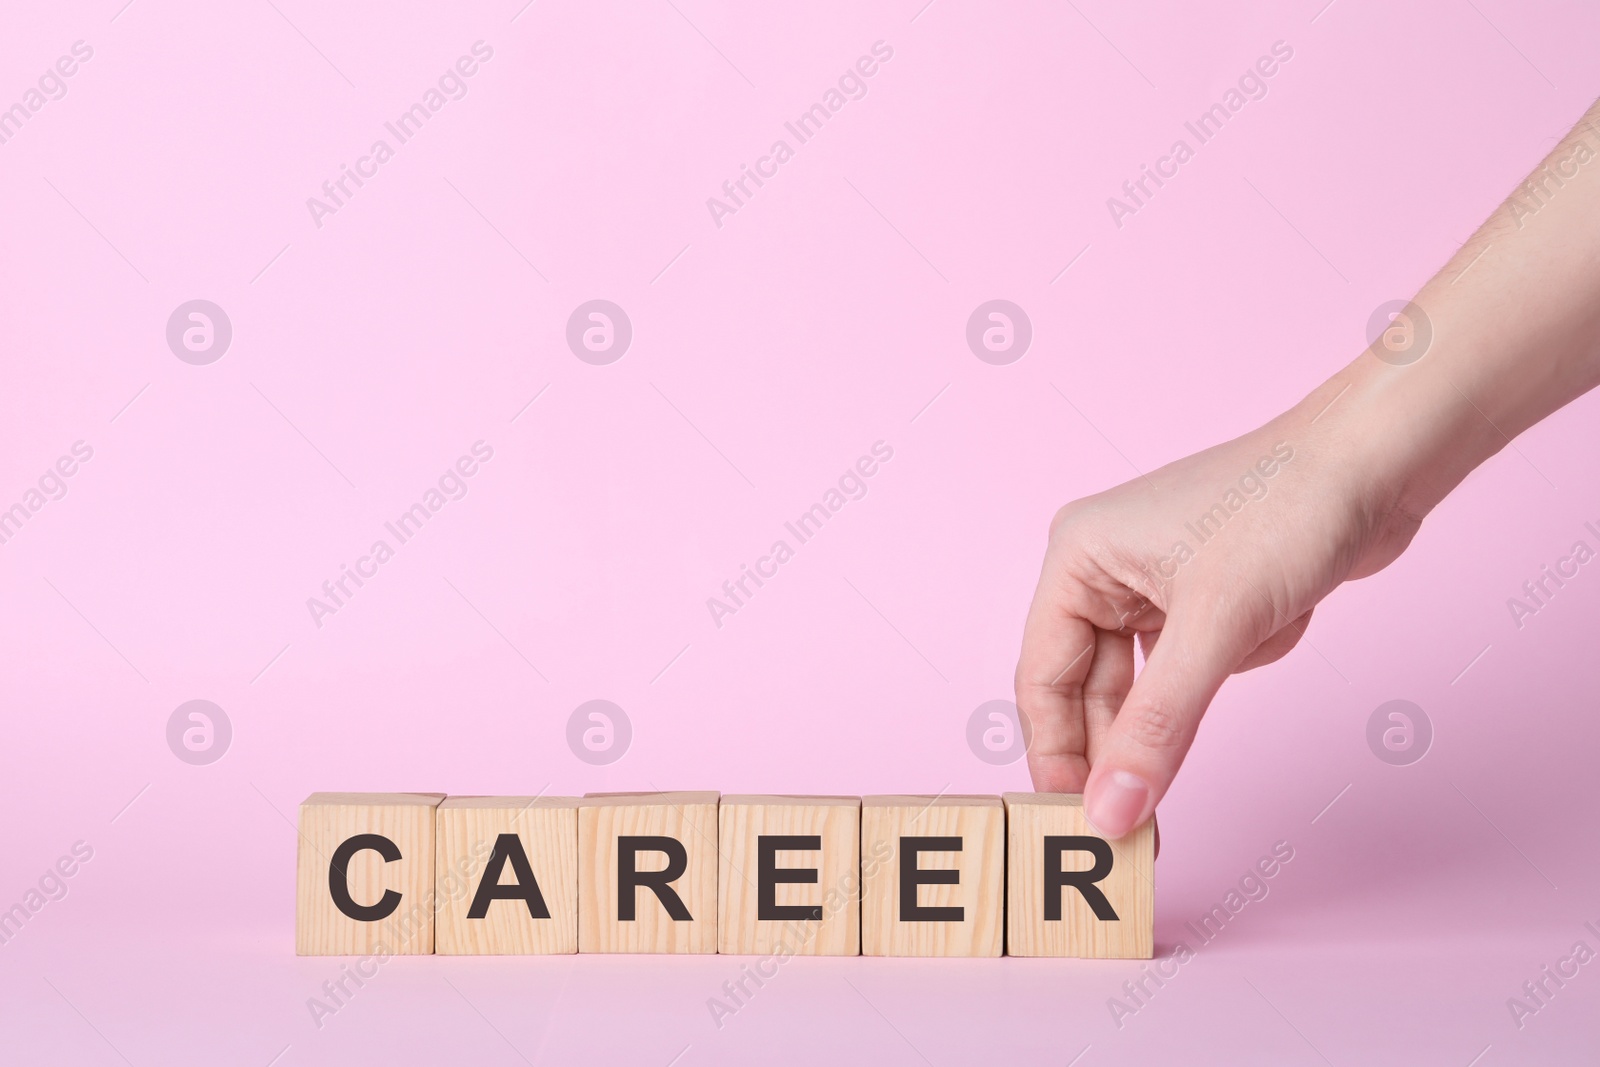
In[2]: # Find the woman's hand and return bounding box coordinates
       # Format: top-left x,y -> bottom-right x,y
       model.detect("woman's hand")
1015,397 -> 1422,839
1016,95 -> 1600,840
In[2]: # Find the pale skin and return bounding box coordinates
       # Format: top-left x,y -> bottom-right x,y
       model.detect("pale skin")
1018,97 -> 1600,841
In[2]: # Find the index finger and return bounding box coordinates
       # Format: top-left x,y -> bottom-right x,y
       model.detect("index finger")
1015,587 -> 1097,792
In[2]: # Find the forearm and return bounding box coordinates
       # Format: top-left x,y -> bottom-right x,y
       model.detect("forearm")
1297,96 -> 1600,519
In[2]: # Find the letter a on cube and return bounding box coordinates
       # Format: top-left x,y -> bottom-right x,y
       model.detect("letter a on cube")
1004,792 -> 1153,958
296,792 -> 443,955
578,792 -> 718,953
435,796 -> 580,954
860,795 -> 1003,957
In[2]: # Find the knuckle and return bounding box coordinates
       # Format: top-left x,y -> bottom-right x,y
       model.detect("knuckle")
1048,500 -> 1095,541
1122,702 -> 1188,752
1048,503 -> 1077,539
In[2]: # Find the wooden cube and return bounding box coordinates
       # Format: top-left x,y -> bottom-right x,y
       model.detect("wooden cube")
1004,792 -> 1154,958
296,792 -> 444,956
434,796 -> 580,955
860,795 -> 1003,957
578,791 -> 719,953
717,795 -> 861,956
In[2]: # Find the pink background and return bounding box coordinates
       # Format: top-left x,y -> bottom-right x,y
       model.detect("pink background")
3,0 -> 1599,1063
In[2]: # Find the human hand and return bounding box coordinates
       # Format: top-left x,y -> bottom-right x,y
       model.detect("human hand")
1013,398 -> 1425,840
1016,96 -> 1600,841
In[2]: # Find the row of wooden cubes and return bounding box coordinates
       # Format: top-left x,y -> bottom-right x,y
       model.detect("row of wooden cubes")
296,791 -> 1153,958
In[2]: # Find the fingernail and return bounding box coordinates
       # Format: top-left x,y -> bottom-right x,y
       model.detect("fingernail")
1085,770 -> 1151,839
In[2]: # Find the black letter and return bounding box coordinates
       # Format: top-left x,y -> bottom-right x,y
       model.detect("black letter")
467,833 -> 551,919
1044,836 -> 1119,920
758,835 -> 822,920
329,833 -> 402,921
899,836 -> 963,921
617,836 -> 692,921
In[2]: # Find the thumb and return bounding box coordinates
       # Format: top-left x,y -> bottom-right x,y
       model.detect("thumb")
1082,604 -> 1248,838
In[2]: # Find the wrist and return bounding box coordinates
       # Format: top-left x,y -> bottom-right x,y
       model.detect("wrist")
1283,343 -> 1506,525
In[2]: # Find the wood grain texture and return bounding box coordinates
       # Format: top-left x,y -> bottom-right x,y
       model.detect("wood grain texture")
717,795 -> 861,956
295,792 -> 443,956
1003,792 -> 1154,958
860,795 -> 1003,957
434,796 -> 579,955
578,791 -> 719,954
